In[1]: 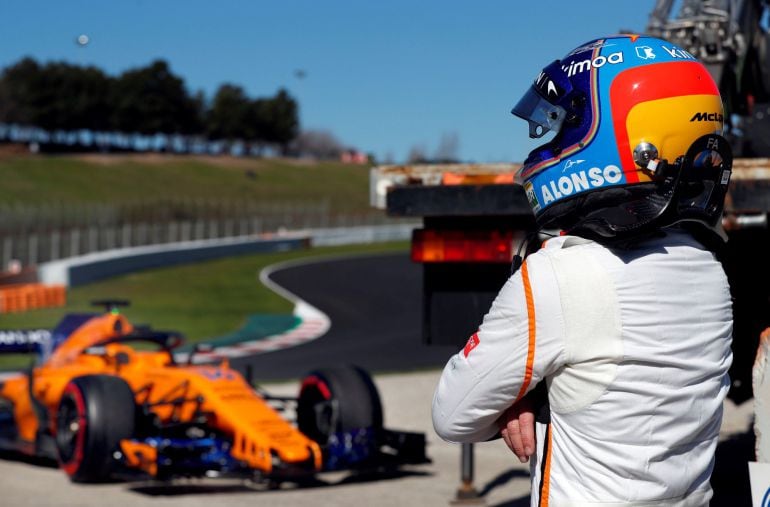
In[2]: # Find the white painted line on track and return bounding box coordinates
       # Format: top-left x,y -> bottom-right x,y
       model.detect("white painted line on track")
182,251 -> 401,362
175,257 -> 342,363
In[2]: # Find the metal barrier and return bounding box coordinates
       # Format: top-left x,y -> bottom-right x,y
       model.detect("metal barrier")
0,206 -> 413,269
36,223 -> 417,288
38,235 -> 311,287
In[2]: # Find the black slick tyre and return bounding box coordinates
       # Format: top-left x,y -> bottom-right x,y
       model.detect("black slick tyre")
55,375 -> 136,482
297,365 -> 383,445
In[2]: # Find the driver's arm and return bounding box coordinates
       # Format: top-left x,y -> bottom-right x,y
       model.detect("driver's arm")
431,253 -> 565,443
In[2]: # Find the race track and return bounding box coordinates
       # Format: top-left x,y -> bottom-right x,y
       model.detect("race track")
233,252 -> 459,381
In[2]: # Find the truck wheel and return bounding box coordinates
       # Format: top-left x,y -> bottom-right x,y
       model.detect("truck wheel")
55,375 -> 136,482
297,365 -> 383,445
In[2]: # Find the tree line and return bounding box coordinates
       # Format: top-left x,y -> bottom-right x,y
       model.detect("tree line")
0,57 -> 299,154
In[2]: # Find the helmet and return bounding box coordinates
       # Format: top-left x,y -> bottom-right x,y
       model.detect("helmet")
512,34 -> 732,242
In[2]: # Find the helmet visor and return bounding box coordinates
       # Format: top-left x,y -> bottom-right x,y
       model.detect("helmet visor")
511,86 -> 567,139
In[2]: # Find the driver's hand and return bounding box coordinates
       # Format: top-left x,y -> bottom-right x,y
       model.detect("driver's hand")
498,396 -> 536,463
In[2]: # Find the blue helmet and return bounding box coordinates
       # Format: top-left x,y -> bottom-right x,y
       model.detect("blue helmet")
513,34 -> 731,241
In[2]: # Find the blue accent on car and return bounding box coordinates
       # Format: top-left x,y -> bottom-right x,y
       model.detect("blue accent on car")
143,436 -> 241,475
0,314 -> 111,360
0,329 -> 51,355
323,428 -> 378,470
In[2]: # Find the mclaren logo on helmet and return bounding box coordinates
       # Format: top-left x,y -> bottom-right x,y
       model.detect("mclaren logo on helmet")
690,112 -> 724,122
535,72 -> 561,99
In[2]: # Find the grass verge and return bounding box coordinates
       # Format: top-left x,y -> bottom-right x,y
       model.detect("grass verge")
0,154 -> 373,212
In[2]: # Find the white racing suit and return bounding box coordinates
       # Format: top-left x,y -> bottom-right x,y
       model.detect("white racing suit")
432,231 -> 733,506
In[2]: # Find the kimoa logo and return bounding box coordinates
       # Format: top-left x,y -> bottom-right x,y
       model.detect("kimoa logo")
661,45 -> 695,60
690,112 -> 724,122
562,52 -> 624,77
541,165 -> 623,205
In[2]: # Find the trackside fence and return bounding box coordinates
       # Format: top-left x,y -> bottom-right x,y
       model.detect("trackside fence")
0,206 -> 414,268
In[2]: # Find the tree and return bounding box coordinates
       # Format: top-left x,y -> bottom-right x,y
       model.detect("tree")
407,144 -> 428,163
0,57 -> 44,125
256,88 -> 299,154
434,131 -> 460,163
0,59 -> 112,133
48,62 -> 112,132
291,129 -> 344,159
111,60 -> 200,135
0,57 -> 301,156
206,84 -> 255,142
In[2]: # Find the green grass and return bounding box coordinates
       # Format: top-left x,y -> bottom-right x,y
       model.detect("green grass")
0,154 -> 373,212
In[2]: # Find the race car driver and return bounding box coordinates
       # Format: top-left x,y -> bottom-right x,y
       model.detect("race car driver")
432,34 -> 733,506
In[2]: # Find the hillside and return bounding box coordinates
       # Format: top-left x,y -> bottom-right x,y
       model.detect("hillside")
0,153 -> 372,213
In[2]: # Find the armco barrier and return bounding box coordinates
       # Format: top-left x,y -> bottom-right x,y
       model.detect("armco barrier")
37,224 -> 417,288
305,223 -> 416,246
38,235 -> 310,287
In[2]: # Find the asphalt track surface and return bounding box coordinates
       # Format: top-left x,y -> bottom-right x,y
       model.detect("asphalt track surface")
233,252 -> 460,382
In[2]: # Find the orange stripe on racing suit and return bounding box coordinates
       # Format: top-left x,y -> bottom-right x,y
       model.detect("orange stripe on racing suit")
515,260 -> 536,402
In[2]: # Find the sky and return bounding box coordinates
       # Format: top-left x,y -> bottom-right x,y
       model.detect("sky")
0,1 -> 657,163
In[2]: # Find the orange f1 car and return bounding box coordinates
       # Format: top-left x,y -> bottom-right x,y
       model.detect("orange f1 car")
0,301 -> 426,482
